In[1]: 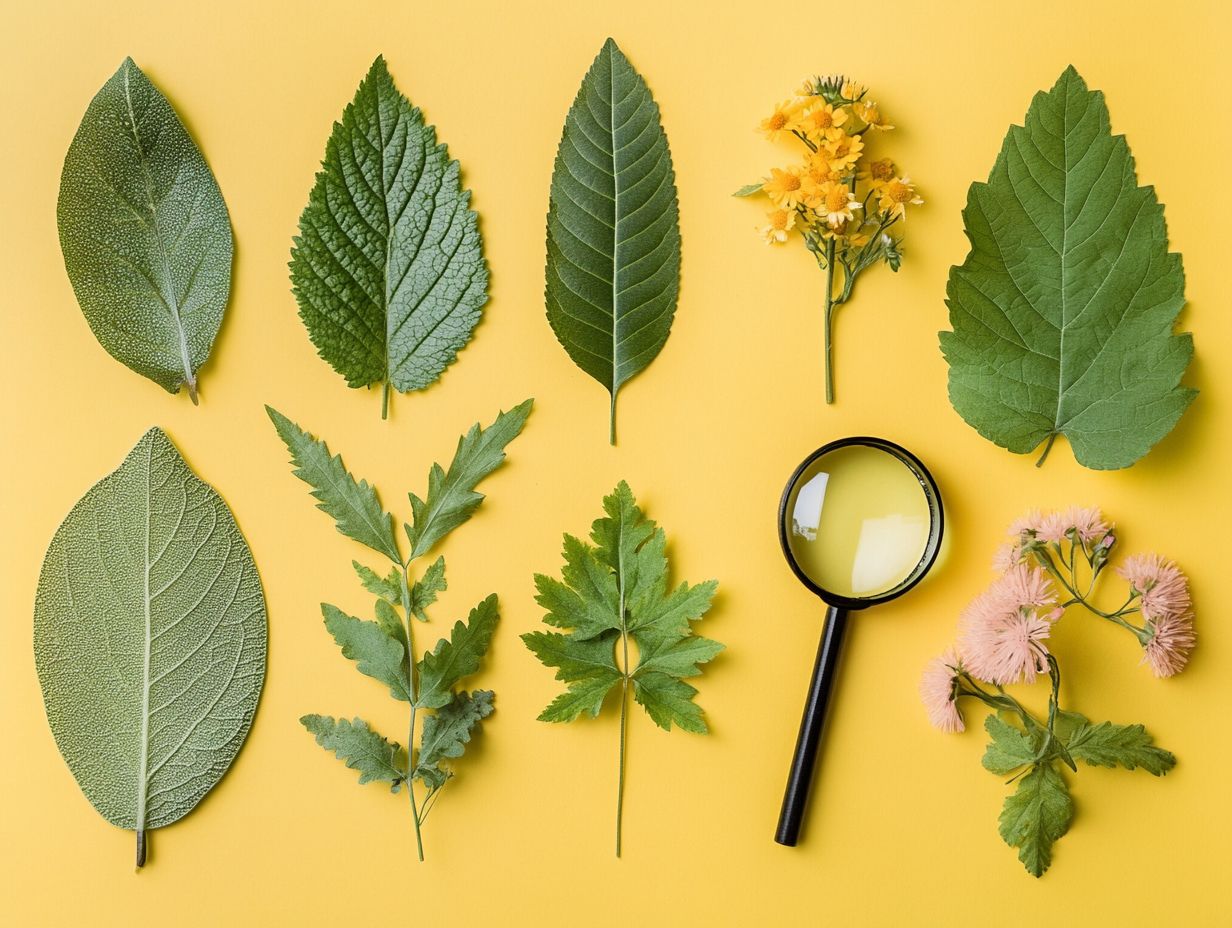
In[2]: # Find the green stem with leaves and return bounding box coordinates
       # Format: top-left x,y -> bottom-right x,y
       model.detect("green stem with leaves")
823,238 -> 836,404
398,560 -> 427,861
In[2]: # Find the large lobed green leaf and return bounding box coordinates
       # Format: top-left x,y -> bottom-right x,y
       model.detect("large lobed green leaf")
290,56 -> 488,417
523,482 -> 722,732
940,66 -> 1194,470
34,428 -> 266,864
57,58 -> 233,402
545,39 -> 681,445
998,762 -> 1073,877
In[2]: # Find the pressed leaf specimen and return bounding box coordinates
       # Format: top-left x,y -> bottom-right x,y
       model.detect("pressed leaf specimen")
57,58 -> 233,403
290,56 -> 488,420
523,482 -> 722,854
34,428 -> 266,866
269,400 -> 531,859
940,66 -> 1194,469
545,39 -> 681,444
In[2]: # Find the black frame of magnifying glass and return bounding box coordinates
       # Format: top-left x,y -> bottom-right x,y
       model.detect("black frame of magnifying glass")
777,435 -> 944,610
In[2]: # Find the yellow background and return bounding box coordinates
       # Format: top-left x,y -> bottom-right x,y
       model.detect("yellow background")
2,1 -> 1228,924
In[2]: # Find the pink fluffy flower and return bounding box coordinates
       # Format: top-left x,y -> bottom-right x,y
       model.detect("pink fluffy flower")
991,543 -> 1021,572
1008,510 -> 1043,537
1037,511 -> 1070,544
1142,611 -> 1196,678
1117,553 -> 1191,620
959,565 -> 1059,685
1062,506 -> 1109,545
920,649 -> 965,733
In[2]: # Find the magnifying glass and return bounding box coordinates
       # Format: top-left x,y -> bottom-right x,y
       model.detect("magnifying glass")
775,436 -> 943,846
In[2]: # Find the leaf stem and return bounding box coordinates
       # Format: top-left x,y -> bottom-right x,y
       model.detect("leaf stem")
617,675 -> 627,858
1035,432 -> 1057,467
381,380 -> 391,421
399,561 -> 426,861
609,392 -> 617,446
823,238 -> 836,404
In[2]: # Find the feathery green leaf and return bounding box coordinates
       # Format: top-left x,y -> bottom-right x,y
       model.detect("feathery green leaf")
415,595 -> 500,709
301,715 -> 405,790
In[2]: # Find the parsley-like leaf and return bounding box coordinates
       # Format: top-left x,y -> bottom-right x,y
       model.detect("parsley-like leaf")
522,481 -> 722,853
940,66 -> 1195,469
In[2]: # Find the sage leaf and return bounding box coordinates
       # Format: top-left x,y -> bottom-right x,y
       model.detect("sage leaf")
413,690 -> 494,789
415,595 -> 500,709
406,399 -> 533,560
57,58 -> 232,402
302,715 -> 405,790
34,428 -> 266,866
290,56 -> 488,419
267,405 -> 401,563
545,39 -> 681,444
940,66 -> 1195,470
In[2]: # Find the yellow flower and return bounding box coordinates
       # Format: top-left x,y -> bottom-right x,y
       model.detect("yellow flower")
853,101 -> 894,131
859,157 -> 897,191
801,158 -> 844,203
762,167 -> 806,208
820,131 -> 864,172
877,176 -> 924,220
760,100 -> 802,141
760,208 -> 797,244
812,180 -> 861,228
794,103 -> 849,141
840,80 -> 867,101
795,77 -> 820,98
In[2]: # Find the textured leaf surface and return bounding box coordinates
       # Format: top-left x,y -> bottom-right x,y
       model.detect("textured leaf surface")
415,595 -> 499,709
545,39 -> 681,443
290,56 -> 487,410
406,399 -> 533,559
998,763 -> 1073,877
409,555 -> 447,621
57,58 -> 232,400
523,482 -> 721,731
322,604 -> 410,701
413,690 -> 494,789
34,428 -> 266,842
982,715 -> 1038,775
1066,720 -> 1175,775
267,406 -> 400,562
940,66 -> 1194,469
302,715 -> 404,788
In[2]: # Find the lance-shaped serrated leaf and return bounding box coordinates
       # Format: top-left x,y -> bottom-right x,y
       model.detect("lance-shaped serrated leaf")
1065,720 -> 1176,775
57,58 -> 232,402
406,399 -> 533,559
413,690 -> 494,789
290,56 -> 488,418
34,428 -> 266,866
998,762 -> 1073,877
267,406 -> 401,562
322,604 -> 410,701
415,595 -> 499,709
302,715 -> 405,789
940,66 -> 1195,470
354,560 -> 402,603
545,39 -> 681,445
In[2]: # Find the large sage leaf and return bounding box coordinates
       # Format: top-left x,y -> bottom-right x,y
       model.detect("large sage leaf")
546,39 -> 681,445
34,428 -> 266,866
57,58 -> 233,403
290,56 -> 488,419
940,66 -> 1194,470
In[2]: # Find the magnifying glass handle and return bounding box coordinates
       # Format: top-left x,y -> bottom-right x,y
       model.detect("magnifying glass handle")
775,604 -> 849,847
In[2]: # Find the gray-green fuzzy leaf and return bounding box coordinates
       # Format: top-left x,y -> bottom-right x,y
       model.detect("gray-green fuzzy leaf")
302,715 -> 405,789
354,560 -> 402,602
409,555 -> 447,621
940,66 -> 1194,470
413,690 -> 494,788
34,428 -> 266,853
290,56 -> 487,414
406,399 -> 533,560
545,39 -> 681,444
57,58 -> 232,402
1066,720 -> 1175,775
267,405 -> 401,562
415,595 -> 500,709
322,603 -> 410,701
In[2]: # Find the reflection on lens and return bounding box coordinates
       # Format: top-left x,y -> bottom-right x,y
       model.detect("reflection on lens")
785,444 -> 931,599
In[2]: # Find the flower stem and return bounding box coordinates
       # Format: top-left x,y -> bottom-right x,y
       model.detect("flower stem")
823,238 -> 836,404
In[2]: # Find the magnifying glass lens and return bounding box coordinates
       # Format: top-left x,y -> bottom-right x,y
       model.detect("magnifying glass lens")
785,444 -> 932,600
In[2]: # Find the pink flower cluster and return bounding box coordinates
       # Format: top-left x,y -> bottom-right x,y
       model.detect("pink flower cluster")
958,565 -> 1061,686
1117,553 -> 1196,677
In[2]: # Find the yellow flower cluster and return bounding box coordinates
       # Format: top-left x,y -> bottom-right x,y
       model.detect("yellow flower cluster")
751,78 -> 919,253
